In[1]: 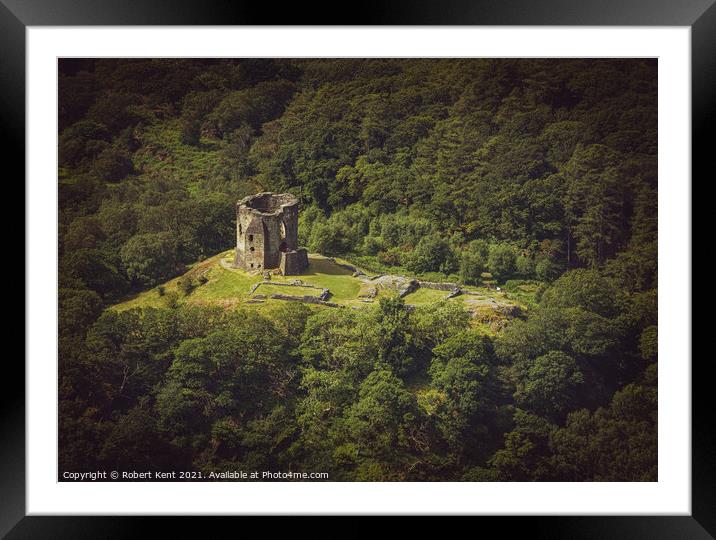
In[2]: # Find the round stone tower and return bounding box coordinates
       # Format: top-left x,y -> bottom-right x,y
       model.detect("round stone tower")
234,192 -> 308,275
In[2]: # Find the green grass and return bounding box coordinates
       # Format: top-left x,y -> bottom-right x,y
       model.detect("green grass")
112,252 -> 362,311
346,253 -> 460,283
257,283 -> 323,298
112,251 -> 255,311
191,266 -> 258,301
112,289 -> 169,311
292,256 -> 362,302
110,251 -> 531,328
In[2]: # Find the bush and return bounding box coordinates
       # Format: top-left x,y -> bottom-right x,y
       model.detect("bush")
91,146 -> 134,182
120,232 -> 179,287
177,276 -> 196,296
502,279 -> 539,291
308,221 -> 348,256
540,269 -> 620,317
59,120 -> 109,167
207,79 -> 296,136
639,325 -> 657,361
163,291 -> 179,308
460,239 -> 489,285
60,248 -> 129,300
298,205 -> 325,246
362,235 -> 383,256
516,255 -> 536,278
405,234 -> 458,274
378,214 -> 433,250
535,257 -> 561,282
86,91 -> 143,135
58,288 -> 104,336
487,243 -> 518,282
377,248 -> 402,267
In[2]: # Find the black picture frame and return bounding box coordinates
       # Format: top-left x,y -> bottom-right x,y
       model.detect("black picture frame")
4,0 -> 707,535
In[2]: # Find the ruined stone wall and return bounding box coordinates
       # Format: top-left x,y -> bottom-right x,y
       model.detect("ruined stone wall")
269,293 -> 341,308
417,281 -> 459,291
280,248 -> 309,276
236,216 -> 267,270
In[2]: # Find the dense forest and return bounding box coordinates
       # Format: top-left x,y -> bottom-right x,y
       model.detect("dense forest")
58,59 -> 657,481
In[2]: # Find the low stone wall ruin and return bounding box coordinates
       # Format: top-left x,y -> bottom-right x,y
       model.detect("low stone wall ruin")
358,286 -> 378,299
444,289 -> 462,299
250,280 -> 331,302
398,279 -> 419,298
417,280 -> 459,291
269,293 -> 341,308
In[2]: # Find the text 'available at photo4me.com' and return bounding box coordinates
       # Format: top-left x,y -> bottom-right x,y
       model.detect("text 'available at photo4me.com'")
62,470 -> 330,481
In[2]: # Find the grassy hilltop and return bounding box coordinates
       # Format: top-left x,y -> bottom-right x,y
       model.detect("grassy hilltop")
112,250 -> 535,334
113,251 -> 364,310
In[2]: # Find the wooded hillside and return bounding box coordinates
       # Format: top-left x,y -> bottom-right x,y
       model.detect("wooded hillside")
58,59 -> 657,481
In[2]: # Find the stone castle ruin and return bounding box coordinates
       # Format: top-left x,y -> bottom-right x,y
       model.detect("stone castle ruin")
233,192 -> 308,275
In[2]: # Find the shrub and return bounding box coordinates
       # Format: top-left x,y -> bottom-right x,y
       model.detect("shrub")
91,146 -> 134,182
308,221 -> 348,256
460,239 -> 489,285
487,243 -> 518,282
177,276 -> 196,296
86,91 -> 143,135
516,255 -> 536,278
535,257 -> 561,282
362,235 -> 383,256
540,268 -> 620,317
60,248 -> 129,300
639,325 -> 657,361
58,120 -> 109,167
163,291 -> 179,309
405,234 -> 458,274
377,248 -> 402,267
120,232 -> 178,287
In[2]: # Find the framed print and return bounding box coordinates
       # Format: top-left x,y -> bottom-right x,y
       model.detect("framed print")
6,0 -> 708,534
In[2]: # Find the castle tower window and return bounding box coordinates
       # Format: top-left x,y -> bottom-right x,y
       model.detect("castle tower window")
248,234 -> 254,242
250,247 -> 255,252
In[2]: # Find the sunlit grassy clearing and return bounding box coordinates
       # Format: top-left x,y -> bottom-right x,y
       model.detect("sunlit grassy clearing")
112,252 -> 361,310
110,250 -> 532,315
